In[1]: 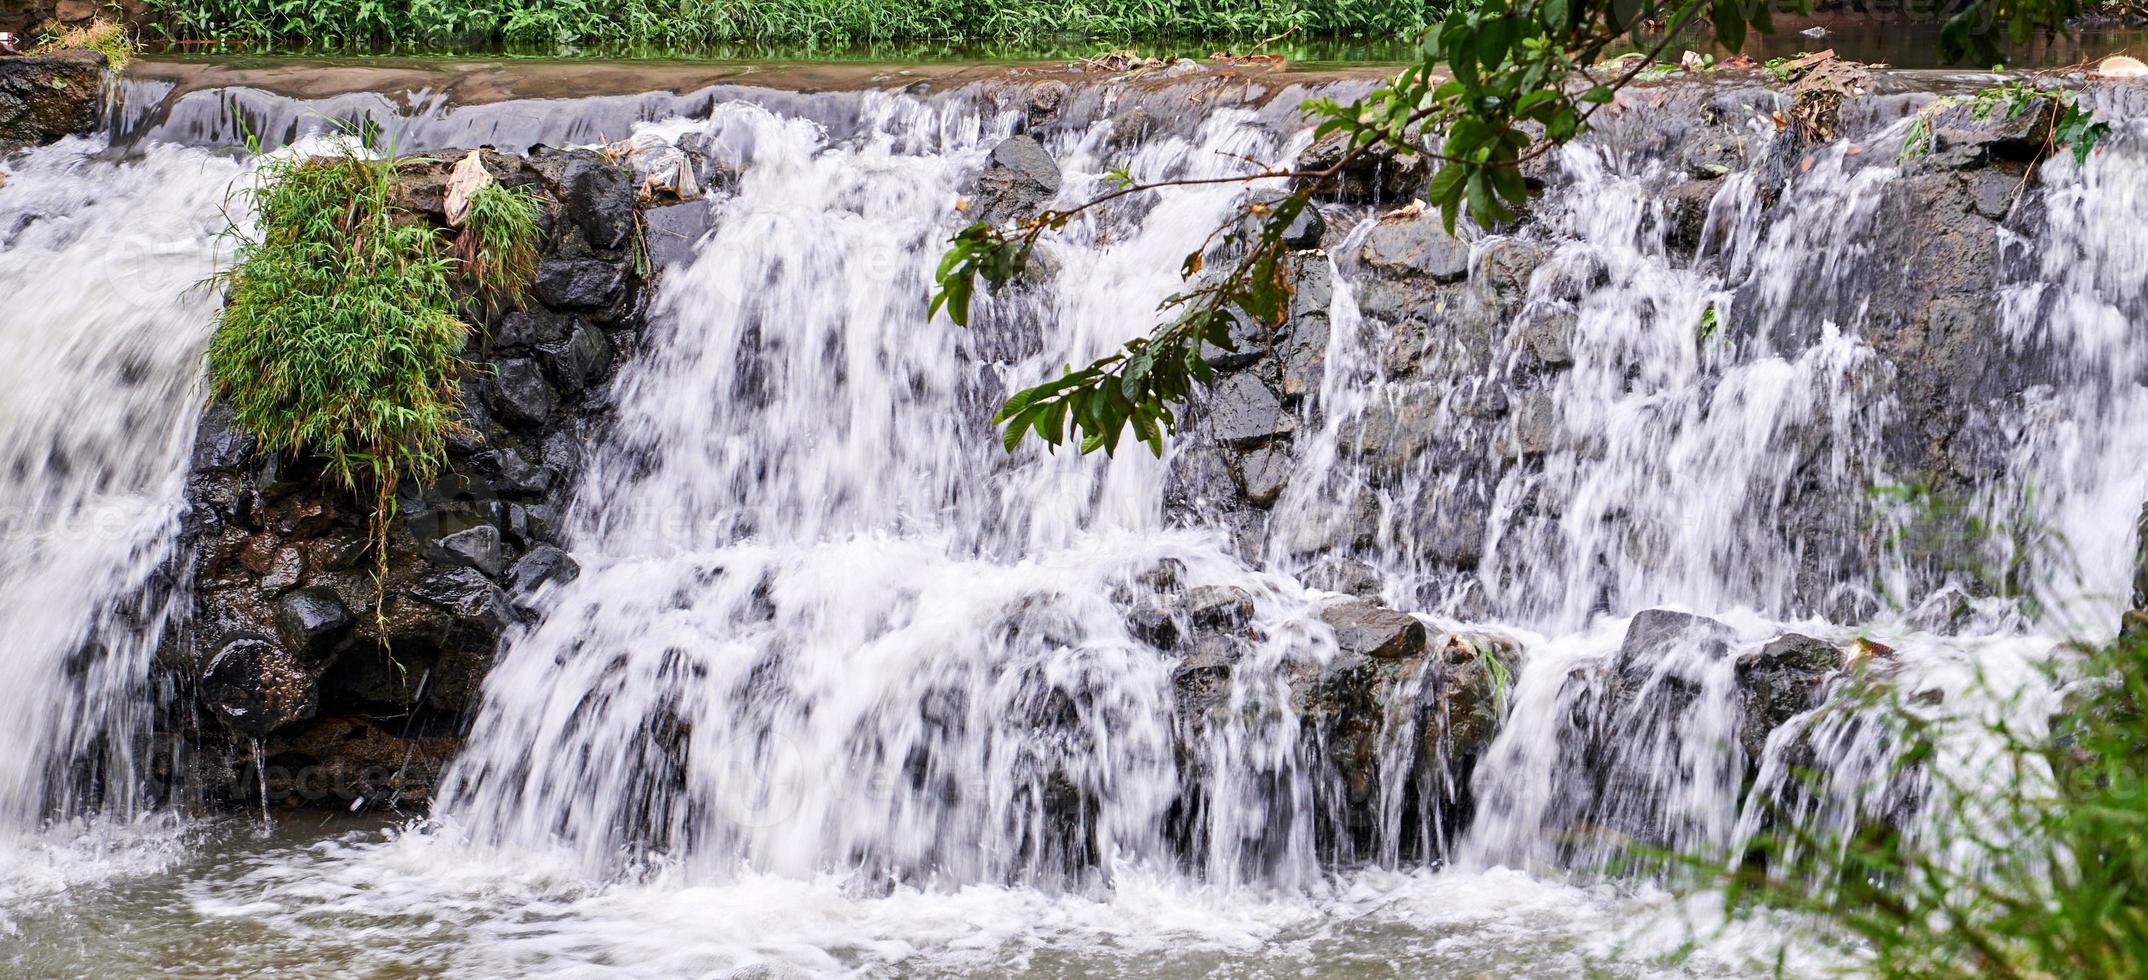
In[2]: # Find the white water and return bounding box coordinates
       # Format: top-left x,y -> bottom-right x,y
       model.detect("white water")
0,134 -> 238,913
3,77 -> 2146,976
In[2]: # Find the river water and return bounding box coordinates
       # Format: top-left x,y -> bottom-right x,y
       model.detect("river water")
0,60 -> 2139,976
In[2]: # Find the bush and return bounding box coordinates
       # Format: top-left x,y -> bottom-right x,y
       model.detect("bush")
208,148 -> 542,555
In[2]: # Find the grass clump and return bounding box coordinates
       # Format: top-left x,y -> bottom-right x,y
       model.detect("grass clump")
209,146 -> 544,571
144,0 -> 1436,50
457,180 -> 543,314
39,18 -> 134,69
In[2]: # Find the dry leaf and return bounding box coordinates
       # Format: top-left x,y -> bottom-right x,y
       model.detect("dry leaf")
443,150 -> 493,227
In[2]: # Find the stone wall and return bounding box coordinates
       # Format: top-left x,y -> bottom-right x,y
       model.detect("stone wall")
164,147 -> 649,810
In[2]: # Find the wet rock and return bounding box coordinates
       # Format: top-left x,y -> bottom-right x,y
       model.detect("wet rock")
1664,180 -> 1719,255
1301,558 -> 1382,597
409,566 -> 513,632
1615,609 -> 1735,686
1340,395 -> 1438,478
496,309 -> 574,350
1497,388 -> 1560,461
1205,373 -> 1289,445
1198,306 -> 1270,370
190,403 -> 256,471
535,257 -> 626,312
1361,216 -> 1471,282
1515,307 -> 1576,369
1282,206 -> 1326,249
1126,595 -> 1180,649
975,135 -> 1062,224
643,200 -> 714,269
1300,129 -> 1432,204
1171,636 -> 1238,718
539,319 -> 613,394
1319,601 -> 1427,659
437,525 -> 506,578
1736,633 -> 1840,759
486,358 -> 555,427
1232,442 -> 1293,508
200,637 -> 316,738
506,544 -> 580,594
1186,584 -> 1254,632
1967,169 -> 2021,220
1138,558 -> 1187,595
275,587 -> 352,661
1024,79 -> 1069,128
549,150 -> 637,248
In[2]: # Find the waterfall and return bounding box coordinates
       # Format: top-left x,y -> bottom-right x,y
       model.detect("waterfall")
0,134 -> 235,893
6,67 -> 2148,975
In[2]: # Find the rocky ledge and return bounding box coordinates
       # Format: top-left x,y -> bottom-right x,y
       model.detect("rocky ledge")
0,49 -> 105,153
163,146 -> 651,809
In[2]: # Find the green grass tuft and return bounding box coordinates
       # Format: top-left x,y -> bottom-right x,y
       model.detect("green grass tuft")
39,18 -> 135,69
459,180 -> 544,315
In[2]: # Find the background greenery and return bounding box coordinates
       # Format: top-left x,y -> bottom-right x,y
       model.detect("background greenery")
143,0 -> 1441,48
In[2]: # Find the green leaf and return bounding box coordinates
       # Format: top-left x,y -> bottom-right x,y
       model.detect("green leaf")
1711,0 -> 1746,53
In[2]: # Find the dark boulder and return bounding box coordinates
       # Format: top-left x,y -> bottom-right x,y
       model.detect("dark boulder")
200,637 -> 316,738
0,50 -> 103,151
534,257 -> 626,311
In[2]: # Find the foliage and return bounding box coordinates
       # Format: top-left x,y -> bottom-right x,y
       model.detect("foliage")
210,149 -> 468,512
142,0 -> 1436,49
208,147 -> 539,581
459,180 -> 543,314
1710,631 -> 2148,978
935,0 -> 2090,457
37,17 -> 134,69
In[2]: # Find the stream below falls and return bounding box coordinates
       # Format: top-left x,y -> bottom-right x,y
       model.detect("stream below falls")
1,60 -> 2144,976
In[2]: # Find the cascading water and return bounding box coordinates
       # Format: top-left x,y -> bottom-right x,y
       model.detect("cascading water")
6,67 -> 2148,976
0,133 -> 236,901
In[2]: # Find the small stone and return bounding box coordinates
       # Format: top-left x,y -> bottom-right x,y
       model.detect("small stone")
437,525 -> 506,578
275,586 -> 352,661
1186,585 -> 1255,632
975,135 -> 1062,224
1300,558 -> 1382,598
1233,443 -> 1294,508
259,546 -> 304,595
506,544 -> 581,593
1319,601 -> 1428,659
487,358 -> 555,427
1125,595 -> 1179,649
1360,216 -> 1471,282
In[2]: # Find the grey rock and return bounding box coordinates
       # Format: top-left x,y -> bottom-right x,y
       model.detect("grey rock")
1300,558 -> 1382,598
643,200 -> 714,269
1125,595 -> 1180,649
1232,442 -> 1294,508
437,525 -> 507,578
1361,217 -> 1471,282
1319,601 -> 1428,659
1736,633 -> 1840,759
506,544 -> 581,594
976,135 -> 1062,224
1206,373 -> 1289,445
1516,308 -> 1576,369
